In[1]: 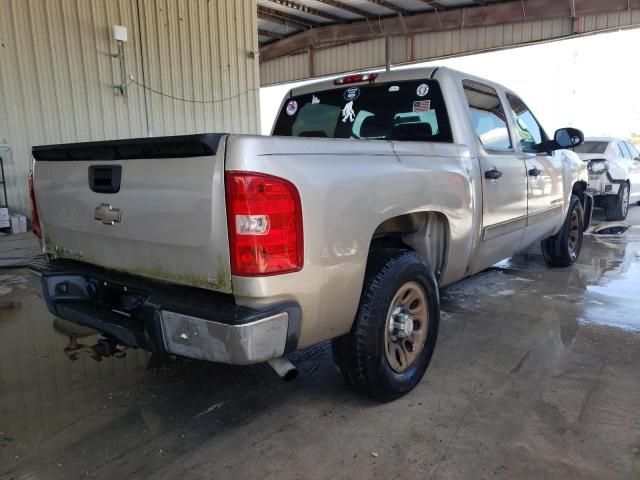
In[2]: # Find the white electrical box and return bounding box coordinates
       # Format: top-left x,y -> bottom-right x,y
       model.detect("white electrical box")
9,214 -> 26,233
113,25 -> 128,42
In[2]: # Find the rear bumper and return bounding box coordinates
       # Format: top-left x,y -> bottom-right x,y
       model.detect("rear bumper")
30,258 -> 300,364
587,172 -> 623,196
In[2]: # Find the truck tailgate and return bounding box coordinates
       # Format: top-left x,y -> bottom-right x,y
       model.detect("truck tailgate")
32,134 -> 232,293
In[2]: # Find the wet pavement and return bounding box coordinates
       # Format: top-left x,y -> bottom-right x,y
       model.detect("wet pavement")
1,209 -> 640,479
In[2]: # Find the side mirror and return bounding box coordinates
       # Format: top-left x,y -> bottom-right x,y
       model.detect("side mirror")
554,127 -> 584,149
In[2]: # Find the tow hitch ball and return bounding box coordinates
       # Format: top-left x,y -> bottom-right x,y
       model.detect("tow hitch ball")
64,336 -> 128,362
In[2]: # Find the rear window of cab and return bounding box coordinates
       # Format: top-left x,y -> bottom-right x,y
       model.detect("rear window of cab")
272,79 -> 453,143
574,141 -> 609,154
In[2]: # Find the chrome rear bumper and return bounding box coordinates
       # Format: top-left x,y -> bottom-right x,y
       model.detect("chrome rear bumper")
160,310 -> 291,364
30,258 -> 300,365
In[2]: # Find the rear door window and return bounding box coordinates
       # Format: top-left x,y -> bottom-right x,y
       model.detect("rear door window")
625,141 -> 640,160
462,80 -> 512,150
617,141 -> 631,159
273,79 -> 452,143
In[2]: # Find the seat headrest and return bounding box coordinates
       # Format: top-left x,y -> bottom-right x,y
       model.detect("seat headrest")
360,116 -> 387,139
298,130 -> 328,138
390,123 -> 433,141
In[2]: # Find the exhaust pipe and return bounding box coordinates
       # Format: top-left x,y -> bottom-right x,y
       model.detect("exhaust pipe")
268,357 -> 298,381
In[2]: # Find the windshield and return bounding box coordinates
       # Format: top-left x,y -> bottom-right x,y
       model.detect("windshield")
574,141 -> 608,154
272,79 -> 452,143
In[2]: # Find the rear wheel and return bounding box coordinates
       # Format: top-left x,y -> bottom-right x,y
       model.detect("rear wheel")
541,194 -> 584,267
332,250 -> 439,401
605,182 -> 629,221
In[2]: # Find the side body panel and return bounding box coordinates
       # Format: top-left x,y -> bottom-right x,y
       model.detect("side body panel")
607,142 -> 630,182
225,134 -> 477,348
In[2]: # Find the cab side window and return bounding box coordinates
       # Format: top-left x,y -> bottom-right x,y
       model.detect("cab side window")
617,141 -> 631,159
625,141 -> 640,160
506,93 -> 545,152
462,80 -> 512,150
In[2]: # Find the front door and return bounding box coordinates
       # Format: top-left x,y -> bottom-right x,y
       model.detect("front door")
462,80 -> 528,273
505,92 -> 564,245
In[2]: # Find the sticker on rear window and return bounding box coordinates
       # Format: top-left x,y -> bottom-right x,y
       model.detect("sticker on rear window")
312,95 -> 320,104
341,101 -> 355,123
389,85 -> 400,92
286,100 -> 298,116
416,83 -> 429,97
343,87 -> 361,101
413,100 -> 431,112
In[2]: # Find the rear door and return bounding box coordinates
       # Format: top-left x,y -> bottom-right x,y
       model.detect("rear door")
505,92 -> 563,241
462,80 -> 527,273
32,134 -> 233,293
624,141 -> 640,197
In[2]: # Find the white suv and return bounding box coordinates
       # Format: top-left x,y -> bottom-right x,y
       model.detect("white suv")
575,137 -> 640,220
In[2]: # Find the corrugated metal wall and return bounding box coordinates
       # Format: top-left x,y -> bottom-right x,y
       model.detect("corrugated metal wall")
0,0 -> 259,216
259,9 -> 640,85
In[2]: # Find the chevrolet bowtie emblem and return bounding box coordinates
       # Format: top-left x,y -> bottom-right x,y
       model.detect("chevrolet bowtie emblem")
94,203 -> 122,225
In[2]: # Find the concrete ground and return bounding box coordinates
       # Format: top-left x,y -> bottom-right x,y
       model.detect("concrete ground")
1,207 -> 640,480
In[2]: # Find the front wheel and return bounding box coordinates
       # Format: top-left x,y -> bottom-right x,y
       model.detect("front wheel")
332,250 -> 439,402
541,194 -> 584,267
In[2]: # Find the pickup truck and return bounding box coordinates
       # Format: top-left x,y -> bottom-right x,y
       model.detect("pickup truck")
29,67 -> 590,401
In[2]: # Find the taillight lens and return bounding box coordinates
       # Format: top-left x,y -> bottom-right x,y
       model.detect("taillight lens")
225,172 -> 303,276
28,168 -> 42,239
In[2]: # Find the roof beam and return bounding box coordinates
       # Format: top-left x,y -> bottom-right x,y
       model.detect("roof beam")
265,0 -> 344,22
258,29 -> 285,40
257,6 -> 319,30
364,0 -> 411,15
313,0 -> 378,19
415,0 -> 449,9
260,0 -> 640,62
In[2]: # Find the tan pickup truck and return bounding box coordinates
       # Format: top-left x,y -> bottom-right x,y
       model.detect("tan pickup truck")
30,67 -> 590,400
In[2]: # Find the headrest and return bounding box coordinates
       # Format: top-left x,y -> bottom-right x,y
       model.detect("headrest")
390,123 -> 433,141
360,116 -> 387,139
298,130 -> 328,137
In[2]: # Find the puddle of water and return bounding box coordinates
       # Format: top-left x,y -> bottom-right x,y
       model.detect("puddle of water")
0,272 -> 30,296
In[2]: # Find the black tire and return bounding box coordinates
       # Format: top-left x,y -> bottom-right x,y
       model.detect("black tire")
541,194 -> 584,267
605,182 -> 630,221
332,249 -> 439,401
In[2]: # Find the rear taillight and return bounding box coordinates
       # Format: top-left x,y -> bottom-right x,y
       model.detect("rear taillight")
225,172 -> 303,276
28,168 -> 41,239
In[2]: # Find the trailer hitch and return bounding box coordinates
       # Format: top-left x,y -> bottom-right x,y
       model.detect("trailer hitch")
64,336 -> 128,362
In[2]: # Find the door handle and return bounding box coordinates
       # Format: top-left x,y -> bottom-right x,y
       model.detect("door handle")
528,167 -> 541,177
485,168 -> 503,180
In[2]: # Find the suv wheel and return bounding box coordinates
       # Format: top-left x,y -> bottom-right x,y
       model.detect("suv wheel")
605,182 -> 629,221
332,250 -> 439,401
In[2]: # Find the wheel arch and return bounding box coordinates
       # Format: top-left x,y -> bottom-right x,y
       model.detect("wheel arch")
369,211 -> 450,281
572,180 -> 587,200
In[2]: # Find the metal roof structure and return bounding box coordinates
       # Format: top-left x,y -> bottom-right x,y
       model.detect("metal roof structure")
258,0 -> 501,45
257,0 -> 640,85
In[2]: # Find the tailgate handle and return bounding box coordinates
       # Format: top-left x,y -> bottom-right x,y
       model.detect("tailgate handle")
89,165 -> 121,194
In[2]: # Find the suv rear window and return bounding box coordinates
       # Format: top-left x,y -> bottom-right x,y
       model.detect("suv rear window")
574,141 -> 608,154
272,79 -> 452,143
